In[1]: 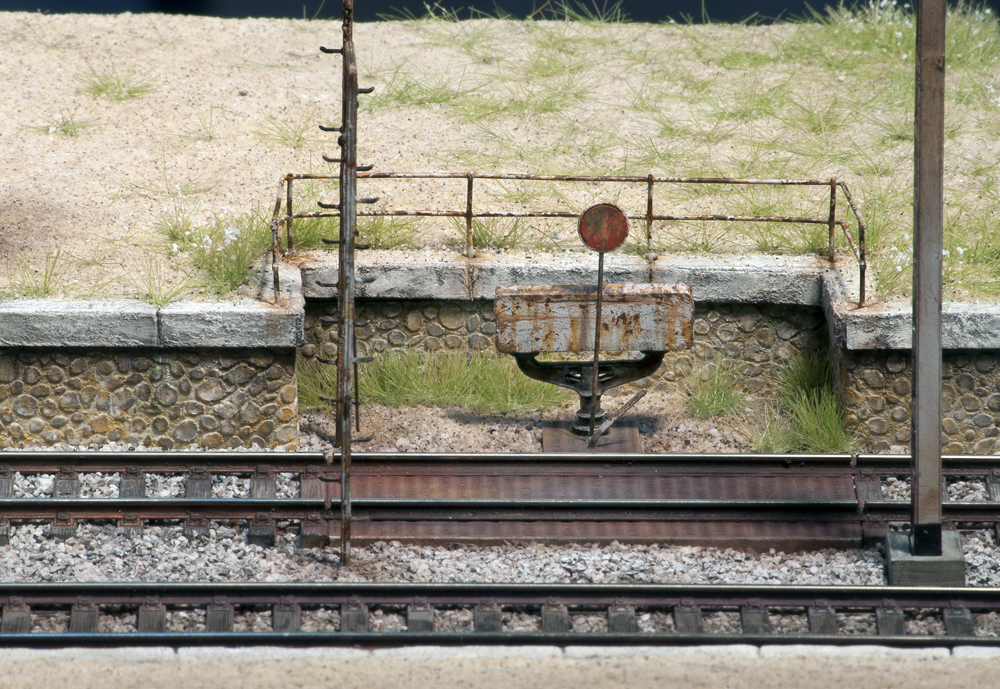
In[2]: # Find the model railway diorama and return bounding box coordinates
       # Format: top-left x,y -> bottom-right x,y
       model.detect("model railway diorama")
2,0 -> 999,664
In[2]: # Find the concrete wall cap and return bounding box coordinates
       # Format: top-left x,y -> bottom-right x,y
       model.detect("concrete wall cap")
176,646 -> 371,660
563,645 -> 759,659
299,251 -> 828,306
372,645 -> 563,660
0,647 -> 176,661
0,263 -> 304,350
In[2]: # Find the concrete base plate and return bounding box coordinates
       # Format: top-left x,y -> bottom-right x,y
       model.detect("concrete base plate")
885,529 -> 966,586
541,425 -> 641,453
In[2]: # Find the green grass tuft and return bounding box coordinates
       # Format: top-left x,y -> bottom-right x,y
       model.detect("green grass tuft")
155,204 -> 272,295
3,250 -> 65,298
299,351 -> 572,414
22,108 -> 100,137
751,349 -> 857,453
685,359 -> 746,419
75,64 -> 153,101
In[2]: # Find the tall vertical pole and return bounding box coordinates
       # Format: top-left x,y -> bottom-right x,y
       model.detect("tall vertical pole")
911,0 -> 946,557
337,0 -> 358,566
589,252 -> 605,437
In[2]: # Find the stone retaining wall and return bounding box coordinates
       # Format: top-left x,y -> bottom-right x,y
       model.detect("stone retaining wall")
301,299 -> 825,396
836,349 -> 1000,454
0,348 -> 298,450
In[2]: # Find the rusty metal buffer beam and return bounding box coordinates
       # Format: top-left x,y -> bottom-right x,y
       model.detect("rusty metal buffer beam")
270,172 -> 869,306
495,283 -> 693,438
495,284 -> 693,354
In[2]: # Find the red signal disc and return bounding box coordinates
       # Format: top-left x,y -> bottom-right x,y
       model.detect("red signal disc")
578,203 -> 629,253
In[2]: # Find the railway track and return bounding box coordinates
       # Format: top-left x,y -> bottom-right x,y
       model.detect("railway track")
0,451 -> 999,549
0,582 -> 997,647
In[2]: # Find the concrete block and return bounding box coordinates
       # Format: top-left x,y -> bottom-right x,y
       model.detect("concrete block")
0,648 -> 176,661
469,253 -> 648,299
885,530 -> 966,586
651,254 -> 825,305
177,647 -> 370,660
300,253 -> 470,300
0,300 -> 158,347
158,301 -> 303,348
373,646 -> 562,660
953,646 -> 1000,658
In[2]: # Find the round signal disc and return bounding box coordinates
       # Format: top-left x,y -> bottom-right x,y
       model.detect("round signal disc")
578,203 -> 629,253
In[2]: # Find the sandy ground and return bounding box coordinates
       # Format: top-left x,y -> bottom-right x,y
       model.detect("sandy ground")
3,11 -> 997,300
4,646 -> 1000,689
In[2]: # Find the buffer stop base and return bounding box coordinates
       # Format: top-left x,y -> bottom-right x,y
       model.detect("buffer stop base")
885,529 -> 966,586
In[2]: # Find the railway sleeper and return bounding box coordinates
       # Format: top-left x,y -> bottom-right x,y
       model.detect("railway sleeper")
70,598 -> 100,633
273,597 -> 302,633
120,467 -> 145,499
138,597 -> 167,633
807,600 -> 838,635
876,601 -> 905,636
206,597 -> 235,632
741,599 -> 771,635
407,598 -> 435,633
608,599 -> 638,633
341,598 -> 369,632
246,513 -> 277,548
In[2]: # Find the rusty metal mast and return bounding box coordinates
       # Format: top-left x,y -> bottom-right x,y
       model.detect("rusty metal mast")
316,0 -> 377,565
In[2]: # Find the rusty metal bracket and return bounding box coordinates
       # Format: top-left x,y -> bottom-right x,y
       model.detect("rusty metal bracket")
513,352 -> 663,435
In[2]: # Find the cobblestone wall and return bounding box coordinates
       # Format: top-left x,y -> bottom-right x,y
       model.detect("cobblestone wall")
0,349 -> 298,450
302,300 -> 825,396
836,349 -> 1000,454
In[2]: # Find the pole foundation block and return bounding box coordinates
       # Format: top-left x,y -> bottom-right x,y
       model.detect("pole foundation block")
885,530 -> 965,586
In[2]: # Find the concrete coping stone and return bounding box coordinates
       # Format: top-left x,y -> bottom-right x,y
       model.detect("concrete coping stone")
372,645 -> 563,660
297,250 -> 829,306
0,647 -> 177,661
758,644 -> 951,660
951,646 -> 1000,659
562,645 -> 759,659
176,646 -> 371,661
0,265 -> 304,349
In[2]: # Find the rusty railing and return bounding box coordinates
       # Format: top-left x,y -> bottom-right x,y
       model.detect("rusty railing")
272,172 -> 868,306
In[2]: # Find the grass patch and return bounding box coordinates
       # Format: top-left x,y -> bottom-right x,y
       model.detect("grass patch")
255,110 -> 316,149
299,351 -> 572,413
685,359 -> 746,419
181,106 -> 220,142
751,349 -> 857,453
75,64 -> 153,101
452,216 -> 527,250
156,203 -> 272,295
22,108 -> 99,137
126,256 -> 189,306
3,250 -> 65,298
290,214 -> 422,251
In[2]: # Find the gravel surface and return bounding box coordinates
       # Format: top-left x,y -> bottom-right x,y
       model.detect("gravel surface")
2,420 -> 999,637
300,390 -> 752,454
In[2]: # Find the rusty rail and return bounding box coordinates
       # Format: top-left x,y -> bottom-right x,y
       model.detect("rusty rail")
2,450 -> 1000,551
271,172 -> 869,306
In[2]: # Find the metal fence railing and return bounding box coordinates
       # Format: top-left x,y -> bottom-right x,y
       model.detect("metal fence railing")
271,172 -> 869,306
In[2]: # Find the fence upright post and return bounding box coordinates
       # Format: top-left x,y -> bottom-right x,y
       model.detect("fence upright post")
466,172 -> 474,258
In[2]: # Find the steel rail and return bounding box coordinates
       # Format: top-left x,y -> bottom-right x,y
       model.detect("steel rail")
0,582 -> 998,648
0,451 -> 998,549
2,450 -> 1000,469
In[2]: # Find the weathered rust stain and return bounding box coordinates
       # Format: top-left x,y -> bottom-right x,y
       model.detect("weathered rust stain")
495,284 -> 693,354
